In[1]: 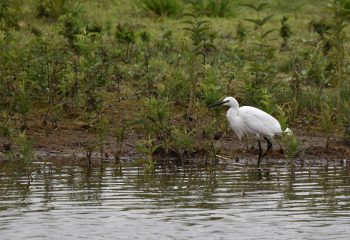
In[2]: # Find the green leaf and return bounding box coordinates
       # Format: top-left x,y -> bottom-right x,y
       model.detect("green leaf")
260,14 -> 273,26
241,3 -> 258,11
256,3 -> 269,11
262,28 -> 275,38
243,18 -> 260,25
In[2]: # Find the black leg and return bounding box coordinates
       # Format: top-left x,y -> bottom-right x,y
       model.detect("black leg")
257,140 -> 263,168
263,137 -> 272,157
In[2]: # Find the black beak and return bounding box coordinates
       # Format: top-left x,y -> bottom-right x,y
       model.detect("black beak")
208,100 -> 229,108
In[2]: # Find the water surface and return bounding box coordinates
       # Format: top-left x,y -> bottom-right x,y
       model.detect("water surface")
0,161 -> 350,239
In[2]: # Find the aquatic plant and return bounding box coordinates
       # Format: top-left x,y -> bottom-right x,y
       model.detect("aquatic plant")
15,131 -> 35,165
281,132 -> 299,160
96,116 -> 109,161
136,137 -> 160,173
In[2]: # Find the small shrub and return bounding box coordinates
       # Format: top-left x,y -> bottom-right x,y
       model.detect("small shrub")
200,68 -> 221,106
138,97 -> 171,139
0,0 -> 22,30
320,104 -> 335,151
203,0 -> 235,17
171,128 -> 194,163
279,16 -> 292,51
96,116 -> 109,160
136,137 -> 160,173
282,133 -> 299,159
58,2 -> 84,47
136,0 -> 183,17
15,131 -> 35,164
36,0 -> 70,20
115,23 -> 136,62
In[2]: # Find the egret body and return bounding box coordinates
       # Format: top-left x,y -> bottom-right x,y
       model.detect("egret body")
209,96 -> 283,167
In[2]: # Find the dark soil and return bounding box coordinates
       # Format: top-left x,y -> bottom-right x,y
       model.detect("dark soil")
1,116 -> 348,166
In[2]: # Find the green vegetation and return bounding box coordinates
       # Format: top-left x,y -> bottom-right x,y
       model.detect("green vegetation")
0,0 -> 349,165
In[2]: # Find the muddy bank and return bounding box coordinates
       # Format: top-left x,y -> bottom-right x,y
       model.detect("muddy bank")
1,119 -> 348,166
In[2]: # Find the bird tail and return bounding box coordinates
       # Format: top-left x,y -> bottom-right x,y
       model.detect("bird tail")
284,127 -> 292,135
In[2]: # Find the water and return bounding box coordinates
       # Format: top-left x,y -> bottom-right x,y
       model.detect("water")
1,161 -> 350,240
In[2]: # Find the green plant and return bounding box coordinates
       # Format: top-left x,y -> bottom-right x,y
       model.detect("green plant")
241,78 -> 271,110
279,16 -> 292,51
242,2 -> 275,60
203,0 -> 235,17
281,132 -> 299,159
183,7 -> 213,64
326,0 -> 349,106
183,2 -> 214,117
0,112 -> 16,153
171,128 -> 194,165
275,105 -> 289,131
320,104 -> 335,151
138,97 -> 171,139
0,0 -> 22,30
12,81 -> 31,130
289,57 -> 302,121
241,2 -> 276,109
136,0 -> 183,17
115,23 -> 136,63
114,121 -> 128,160
58,2 -> 84,47
136,136 -> 160,173
36,0 -> 70,20
15,131 -> 35,164
96,116 -> 109,160
236,22 -> 246,44
200,68 -> 221,107
163,70 -> 190,104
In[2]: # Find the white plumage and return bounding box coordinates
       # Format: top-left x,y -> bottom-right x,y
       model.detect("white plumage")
209,96 -> 285,168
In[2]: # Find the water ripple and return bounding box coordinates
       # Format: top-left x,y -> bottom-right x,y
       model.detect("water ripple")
0,161 -> 350,239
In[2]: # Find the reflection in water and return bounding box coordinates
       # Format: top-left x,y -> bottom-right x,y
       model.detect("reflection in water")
0,161 -> 350,239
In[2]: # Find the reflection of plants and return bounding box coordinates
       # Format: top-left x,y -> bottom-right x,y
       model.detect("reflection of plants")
15,131 -> 35,182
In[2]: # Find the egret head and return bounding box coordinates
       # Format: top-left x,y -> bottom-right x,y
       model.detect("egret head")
208,96 -> 239,109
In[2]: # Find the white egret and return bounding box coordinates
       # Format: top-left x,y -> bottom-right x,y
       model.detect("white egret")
209,96 -> 288,168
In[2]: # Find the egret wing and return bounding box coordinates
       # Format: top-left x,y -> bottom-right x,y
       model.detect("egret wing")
239,106 -> 282,137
